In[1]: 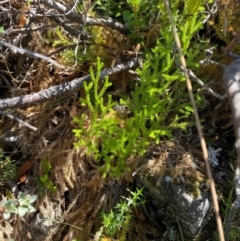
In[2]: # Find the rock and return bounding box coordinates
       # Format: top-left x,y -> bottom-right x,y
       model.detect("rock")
137,175 -> 212,238
163,179 -> 211,238
135,142 -> 212,239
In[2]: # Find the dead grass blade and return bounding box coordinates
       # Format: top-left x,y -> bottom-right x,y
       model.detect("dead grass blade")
164,1 -> 225,241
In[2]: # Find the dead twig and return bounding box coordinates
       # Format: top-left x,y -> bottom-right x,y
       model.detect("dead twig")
202,0 -> 219,25
188,68 -> 226,99
0,110 -> 37,131
0,56 -> 141,110
47,15 -> 89,39
0,40 -> 65,69
175,47 -> 226,99
39,0 -> 129,35
179,66 -> 227,100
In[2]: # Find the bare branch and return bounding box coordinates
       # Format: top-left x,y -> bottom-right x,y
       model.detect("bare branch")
47,15 -> 89,39
202,0 -> 219,25
0,40 -> 65,69
0,57 -> 141,110
178,64 -> 226,99
177,48 -> 226,99
0,110 -> 37,131
3,24 -> 58,34
187,68 -> 226,99
38,0 -> 129,35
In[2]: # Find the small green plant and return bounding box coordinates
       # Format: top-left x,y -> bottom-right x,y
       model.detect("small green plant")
46,26 -> 72,48
73,56 -> 168,178
73,57 -> 124,177
35,157 -> 56,197
1,191 -> 37,219
101,188 -> 145,240
0,149 -> 16,185
73,1 -> 207,178
45,26 -> 81,66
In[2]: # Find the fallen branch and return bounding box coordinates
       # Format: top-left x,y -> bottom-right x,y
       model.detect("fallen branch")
0,57 -> 141,110
223,59 -> 240,241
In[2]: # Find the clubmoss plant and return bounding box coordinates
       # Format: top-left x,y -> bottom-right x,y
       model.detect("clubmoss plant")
73,1 -> 208,178
35,157 -> 56,197
73,57 -> 126,177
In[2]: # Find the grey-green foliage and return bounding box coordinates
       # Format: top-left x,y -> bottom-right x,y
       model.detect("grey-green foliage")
2,191 -> 37,219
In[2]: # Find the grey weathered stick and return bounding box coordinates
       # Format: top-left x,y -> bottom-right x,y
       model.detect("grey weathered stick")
188,68 -> 226,99
0,57 -> 141,110
179,66 -> 227,100
223,59 -> 240,241
0,110 -> 38,131
38,0 -> 129,35
0,40 -> 65,69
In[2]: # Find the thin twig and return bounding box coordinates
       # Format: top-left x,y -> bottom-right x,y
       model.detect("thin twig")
64,0 -> 79,16
47,15 -> 89,39
164,1 -> 225,241
202,0 -> 219,25
0,40 -> 65,69
2,24 -> 58,34
200,58 -> 227,68
199,47 -> 227,68
0,0 -> 9,4
0,110 -> 37,131
187,68 -> 226,99
38,0 -> 129,35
